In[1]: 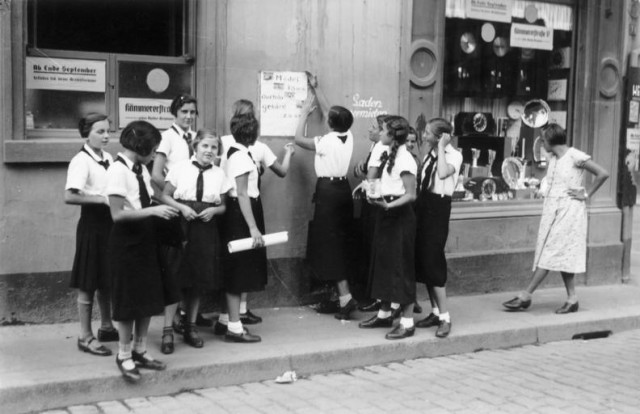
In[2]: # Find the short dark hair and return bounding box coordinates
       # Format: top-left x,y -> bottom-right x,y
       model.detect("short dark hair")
120,121 -> 161,156
78,113 -> 109,138
232,99 -> 255,117
230,114 -> 259,146
170,94 -> 198,117
427,117 -> 453,138
328,106 -> 354,133
408,126 -> 417,138
541,123 -> 567,146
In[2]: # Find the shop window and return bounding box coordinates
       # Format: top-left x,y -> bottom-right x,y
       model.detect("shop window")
443,0 -> 574,203
24,0 -> 193,136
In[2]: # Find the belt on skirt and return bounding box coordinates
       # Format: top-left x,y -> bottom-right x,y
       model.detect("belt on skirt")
382,195 -> 402,202
318,176 -> 347,181
229,195 -> 261,201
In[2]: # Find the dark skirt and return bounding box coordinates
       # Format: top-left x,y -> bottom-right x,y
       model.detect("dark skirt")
69,205 -> 113,292
370,203 -> 416,304
415,192 -> 452,288
153,204 -> 184,306
109,217 -> 165,321
178,200 -> 224,291
307,178 -> 355,282
220,197 -> 267,294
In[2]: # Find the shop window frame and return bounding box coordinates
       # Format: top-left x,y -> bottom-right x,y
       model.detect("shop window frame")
4,0 -> 196,163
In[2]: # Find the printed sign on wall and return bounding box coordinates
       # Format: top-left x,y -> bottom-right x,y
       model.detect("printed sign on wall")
26,57 -> 105,92
510,23 -> 553,51
259,71 -> 309,136
465,0 -> 513,23
118,98 -> 173,129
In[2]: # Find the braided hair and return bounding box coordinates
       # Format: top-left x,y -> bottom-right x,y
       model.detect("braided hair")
384,116 -> 410,174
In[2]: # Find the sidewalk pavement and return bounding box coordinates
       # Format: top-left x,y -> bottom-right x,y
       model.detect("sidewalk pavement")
2,284 -> 640,414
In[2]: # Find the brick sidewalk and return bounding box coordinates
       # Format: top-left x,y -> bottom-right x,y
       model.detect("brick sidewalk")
42,328 -> 640,414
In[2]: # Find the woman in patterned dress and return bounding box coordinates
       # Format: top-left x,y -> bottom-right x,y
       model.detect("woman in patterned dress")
502,124 -> 609,314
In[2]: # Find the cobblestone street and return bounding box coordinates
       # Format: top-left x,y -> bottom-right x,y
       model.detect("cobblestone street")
42,328 -> 640,414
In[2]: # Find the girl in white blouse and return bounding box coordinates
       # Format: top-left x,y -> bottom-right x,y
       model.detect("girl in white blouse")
159,130 -> 231,351
359,116 -> 418,340
106,121 -> 179,382
64,113 -> 116,356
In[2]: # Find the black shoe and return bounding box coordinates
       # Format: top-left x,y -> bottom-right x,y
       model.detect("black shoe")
213,321 -> 228,335
77,337 -> 112,357
97,327 -> 119,342
358,315 -> 393,329
413,302 -> 423,314
132,351 -> 166,370
172,311 -> 186,335
314,300 -> 340,314
225,328 -> 261,343
161,327 -> 174,355
357,299 -> 381,312
555,302 -> 579,314
116,356 -> 141,383
385,324 -> 415,340
335,298 -> 358,320
435,321 -> 451,338
240,309 -> 263,325
183,324 -> 204,348
195,312 -> 213,327
415,313 -> 440,328
502,297 -> 532,311
390,307 -> 402,320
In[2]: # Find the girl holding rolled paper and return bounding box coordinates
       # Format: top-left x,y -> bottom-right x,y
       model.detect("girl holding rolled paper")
215,99 -> 294,333
295,76 -> 357,321
358,116 -> 418,340
414,118 -> 463,339
218,114 -> 266,343
159,130 -> 231,351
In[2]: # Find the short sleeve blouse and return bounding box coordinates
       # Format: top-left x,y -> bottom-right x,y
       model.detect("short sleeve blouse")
313,130 -> 353,177
158,124 -> 194,173
65,144 -> 114,197
166,158 -> 232,203
380,145 -> 417,196
225,143 -> 260,198
367,141 -> 389,170
105,153 -> 153,211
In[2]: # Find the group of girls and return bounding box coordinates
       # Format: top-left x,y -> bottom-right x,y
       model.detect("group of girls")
294,75 -> 461,340
65,94 -> 293,382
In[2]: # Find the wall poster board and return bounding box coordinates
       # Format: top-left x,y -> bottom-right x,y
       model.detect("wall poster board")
259,71 -> 309,137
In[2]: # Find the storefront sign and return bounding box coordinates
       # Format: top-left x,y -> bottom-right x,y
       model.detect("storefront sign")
351,93 -> 388,119
259,71 -> 308,136
510,23 -> 553,51
465,0 -> 513,23
627,128 -> 640,172
26,57 -> 105,92
118,98 -> 173,129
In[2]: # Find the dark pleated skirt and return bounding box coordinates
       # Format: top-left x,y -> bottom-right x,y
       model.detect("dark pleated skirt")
69,205 -> 113,292
220,197 -> 267,294
415,191 -> 452,288
109,217 -> 165,321
370,203 -> 416,304
153,204 -> 184,306
307,178 -> 355,282
178,200 -> 224,291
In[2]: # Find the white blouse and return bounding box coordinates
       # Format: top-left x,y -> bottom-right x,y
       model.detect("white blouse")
166,157 -> 232,204
313,130 -> 353,177
105,153 -> 154,211
65,144 -> 113,197
157,124 -> 194,173
380,145 -> 417,196
225,143 -> 260,198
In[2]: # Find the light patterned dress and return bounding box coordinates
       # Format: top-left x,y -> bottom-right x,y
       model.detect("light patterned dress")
533,147 -> 591,273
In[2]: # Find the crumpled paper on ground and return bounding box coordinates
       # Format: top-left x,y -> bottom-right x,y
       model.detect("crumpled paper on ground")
275,370 -> 297,384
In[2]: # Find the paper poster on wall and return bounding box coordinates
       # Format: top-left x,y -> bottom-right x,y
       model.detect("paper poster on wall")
259,71 -> 309,136
465,0 -> 513,23
547,79 -> 567,101
510,23 -> 553,51
118,98 -> 173,129
26,57 -> 105,92
549,111 -> 567,129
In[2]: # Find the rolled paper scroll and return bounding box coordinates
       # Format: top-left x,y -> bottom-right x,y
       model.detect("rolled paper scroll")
227,231 -> 289,253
